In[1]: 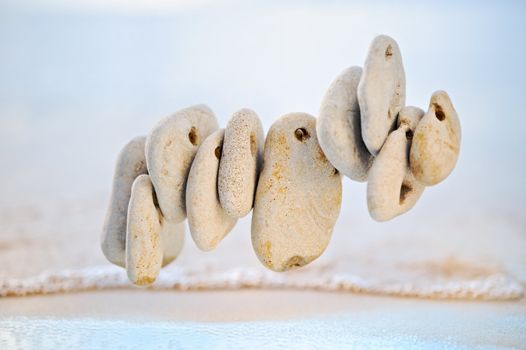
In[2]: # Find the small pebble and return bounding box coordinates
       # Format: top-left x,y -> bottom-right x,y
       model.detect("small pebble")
146,105 -> 218,223
367,107 -> 425,221
101,136 -> 147,268
187,129 -> 237,251
218,108 -> 264,218
358,35 -> 406,156
252,113 -> 342,272
318,66 -> 373,181
410,90 -> 461,186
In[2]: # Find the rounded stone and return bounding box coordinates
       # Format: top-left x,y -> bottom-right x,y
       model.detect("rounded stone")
251,113 -> 342,272
101,136 -> 147,268
146,105 -> 218,223
358,35 -> 406,156
187,129 -> 237,251
410,91 -> 461,186
367,107 -> 425,221
126,174 -> 163,286
218,108 -> 264,218
160,220 -> 185,267
317,66 -> 373,181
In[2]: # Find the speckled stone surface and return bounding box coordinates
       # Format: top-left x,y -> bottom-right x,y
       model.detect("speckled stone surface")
317,66 -> 373,182
367,107 -> 425,221
146,105 -> 218,223
187,129 -> 237,251
125,174 -> 163,286
159,220 -> 185,268
358,35 -> 406,156
218,108 -> 264,218
101,136 -> 148,268
252,113 -> 342,272
410,91 -> 461,186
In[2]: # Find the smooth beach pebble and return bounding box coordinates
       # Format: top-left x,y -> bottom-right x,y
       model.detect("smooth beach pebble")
101,136 -> 148,268
251,113 -> 342,272
317,66 -> 373,181
367,107 -> 425,221
218,109 -> 264,218
126,174 -> 163,286
187,129 -> 237,251
146,105 -> 218,223
358,35 -> 406,156
159,220 -> 185,267
410,91 -> 461,186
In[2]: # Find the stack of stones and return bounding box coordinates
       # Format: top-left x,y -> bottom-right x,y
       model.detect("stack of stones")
101,35 -> 461,286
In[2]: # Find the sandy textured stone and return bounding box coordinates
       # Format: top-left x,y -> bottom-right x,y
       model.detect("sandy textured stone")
101,136 -> 147,268
159,220 -> 185,267
126,175 -> 163,286
146,105 -> 218,223
317,66 -> 373,181
410,91 -> 461,186
187,129 -> 237,251
367,107 -> 425,221
252,113 -> 342,272
358,35 -> 406,156
218,109 -> 264,218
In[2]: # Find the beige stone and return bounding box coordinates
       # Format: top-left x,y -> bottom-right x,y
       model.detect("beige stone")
146,105 -> 218,223
251,113 -> 342,272
159,220 -> 185,267
187,129 -> 237,251
101,136 -> 147,268
410,91 -> 461,186
358,35 -> 406,156
367,107 -> 425,221
218,108 -> 264,218
317,66 -> 373,181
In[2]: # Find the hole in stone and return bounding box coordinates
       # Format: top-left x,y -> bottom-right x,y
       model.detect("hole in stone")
188,126 -> 198,145
250,132 -> 257,156
385,44 -> 393,59
294,128 -> 310,142
434,104 -> 446,121
152,190 -> 164,225
285,255 -> 307,269
214,145 -> 221,159
406,129 -> 413,141
399,183 -> 412,204
333,168 -> 339,176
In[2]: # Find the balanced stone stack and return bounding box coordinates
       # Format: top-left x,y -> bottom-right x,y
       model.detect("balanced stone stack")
101,35 -> 461,285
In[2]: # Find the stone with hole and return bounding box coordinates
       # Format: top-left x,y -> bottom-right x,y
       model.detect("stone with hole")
410,91 -> 461,186
358,35 -> 406,156
187,129 -> 237,251
101,136 -> 148,268
367,106 -> 425,221
218,108 -> 264,218
251,113 -> 342,272
317,66 -> 373,181
146,105 -> 218,223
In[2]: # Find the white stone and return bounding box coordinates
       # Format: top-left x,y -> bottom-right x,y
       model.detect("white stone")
358,35 -> 406,156
146,105 -> 218,223
410,91 -> 461,186
160,220 -> 185,267
126,174 -> 163,286
187,129 -> 237,251
101,136 -> 147,268
218,108 -> 264,218
367,107 -> 425,221
251,113 -> 342,272
317,66 -> 373,181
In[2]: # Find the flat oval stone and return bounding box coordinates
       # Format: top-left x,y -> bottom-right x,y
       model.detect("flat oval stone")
101,136 -> 147,268
126,174 -> 163,286
358,35 -> 406,156
187,129 -> 237,251
317,66 -> 373,182
218,108 -> 264,218
251,113 -> 342,272
410,91 -> 461,186
146,105 -> 218,223
367,107 -> 425,221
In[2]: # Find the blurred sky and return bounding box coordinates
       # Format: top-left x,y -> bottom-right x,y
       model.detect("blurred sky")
0,0 -> 525,218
